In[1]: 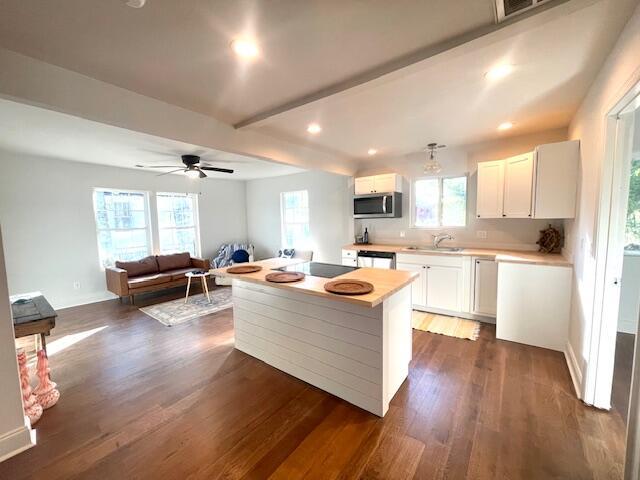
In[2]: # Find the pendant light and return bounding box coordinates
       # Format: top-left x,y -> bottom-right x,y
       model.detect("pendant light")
423,142 -> 446,175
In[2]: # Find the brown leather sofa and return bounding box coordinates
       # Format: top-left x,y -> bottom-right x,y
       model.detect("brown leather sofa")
105,252 -> 210,302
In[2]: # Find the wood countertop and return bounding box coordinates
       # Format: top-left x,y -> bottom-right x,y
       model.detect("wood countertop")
344,243 -> 572,267
210,257 -> 419,308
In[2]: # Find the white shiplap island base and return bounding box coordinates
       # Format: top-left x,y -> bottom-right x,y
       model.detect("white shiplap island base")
212,258 -> 418,417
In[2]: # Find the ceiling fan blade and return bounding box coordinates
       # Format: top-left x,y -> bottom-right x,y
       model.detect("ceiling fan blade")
198,169 -> 207,178
199,166 -> 234,174
136,164 -> 182,168
155,169 -> 185,177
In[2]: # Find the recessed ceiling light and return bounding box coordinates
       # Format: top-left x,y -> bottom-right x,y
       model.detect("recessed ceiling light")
231,39 -> 259,59
367,148 -> 378,156
486,64 -> 514,80
498,122 -> 514,131
307,123 -> 322,134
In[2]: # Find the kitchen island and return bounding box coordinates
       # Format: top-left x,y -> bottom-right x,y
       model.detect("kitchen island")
211,258 -> 418,417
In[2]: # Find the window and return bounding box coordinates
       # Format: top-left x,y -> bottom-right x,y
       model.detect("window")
93,189 -> 151,267
157,192 -> 200,256
412,176 -> 467,228
280,190 -> 311,248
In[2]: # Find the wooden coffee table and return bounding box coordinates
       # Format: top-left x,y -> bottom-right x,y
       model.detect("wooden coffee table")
184,271 -> 211,303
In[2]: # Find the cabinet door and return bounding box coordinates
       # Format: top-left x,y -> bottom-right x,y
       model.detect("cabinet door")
396,262 -> 426,307
476,160 -> 504,218
373,174 -> 396,193
426,266 -> 461,311
342,257 -> 357,267
473,259 -> 498,316
503,153 -> 534,218
532,140 -> 579,219
355,176 -> 376,195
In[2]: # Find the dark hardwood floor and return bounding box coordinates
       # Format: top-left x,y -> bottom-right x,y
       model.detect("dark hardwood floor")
0,288 -> 627,479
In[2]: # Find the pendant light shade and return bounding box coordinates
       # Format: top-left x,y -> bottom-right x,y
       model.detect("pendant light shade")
423,142 -> 446,175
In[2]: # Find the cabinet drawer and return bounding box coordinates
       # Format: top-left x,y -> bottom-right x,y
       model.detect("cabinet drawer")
342,249 -> 357,258
396,253 -> 463,268
342,258 -> 357,267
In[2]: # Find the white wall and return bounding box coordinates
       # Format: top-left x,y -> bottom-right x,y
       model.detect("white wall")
355,128 -> 567,249
0,151 -> 247,308
0,227 -> 35,462
245,171 -> 353,263
565,4 -> 640,389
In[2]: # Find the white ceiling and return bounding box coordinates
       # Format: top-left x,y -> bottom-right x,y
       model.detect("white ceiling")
0,99 -> 304,180
0,0 -> 497,125
0,0 -> 637,171
248,0 -> 639,161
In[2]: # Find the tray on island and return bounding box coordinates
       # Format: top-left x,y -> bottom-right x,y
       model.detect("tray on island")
265,272 -> 305,283
227,265 -> 262,274
324,279 -> 374,295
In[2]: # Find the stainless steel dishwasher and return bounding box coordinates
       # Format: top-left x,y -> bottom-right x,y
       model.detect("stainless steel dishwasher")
356,250 -> 396,269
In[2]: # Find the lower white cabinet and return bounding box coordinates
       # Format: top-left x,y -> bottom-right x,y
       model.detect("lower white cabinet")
342,249 -> 357,267
473,258 -> 498,317
396,262 -> 426,307
496,262 -> 571,352
426,266 -> 462,311
396,254 -> 470,314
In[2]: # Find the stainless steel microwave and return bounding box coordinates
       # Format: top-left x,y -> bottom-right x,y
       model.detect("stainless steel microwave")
353,192 -> 402,218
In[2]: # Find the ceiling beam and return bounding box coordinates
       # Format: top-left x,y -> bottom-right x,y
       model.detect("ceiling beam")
233,0 -> 573,130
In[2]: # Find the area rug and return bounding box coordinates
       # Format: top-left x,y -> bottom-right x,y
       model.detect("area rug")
412,310 -> 480,341
140,289 -> 233,327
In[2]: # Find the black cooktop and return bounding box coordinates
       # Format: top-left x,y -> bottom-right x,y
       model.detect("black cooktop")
274,262 -> 359,279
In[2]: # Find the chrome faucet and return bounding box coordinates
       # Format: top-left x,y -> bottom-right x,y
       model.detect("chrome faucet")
433,233 -> 454,248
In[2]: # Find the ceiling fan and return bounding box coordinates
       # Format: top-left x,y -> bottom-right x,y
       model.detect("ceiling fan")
135,154 -> 234,178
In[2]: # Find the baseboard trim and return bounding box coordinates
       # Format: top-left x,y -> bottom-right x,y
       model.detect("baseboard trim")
564,340 -> 583,399
0,419 -> 35,464
412,306 -> 496,324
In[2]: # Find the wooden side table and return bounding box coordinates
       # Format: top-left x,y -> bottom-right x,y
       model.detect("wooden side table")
11,294 -> 57,355
184,271 -> 211,303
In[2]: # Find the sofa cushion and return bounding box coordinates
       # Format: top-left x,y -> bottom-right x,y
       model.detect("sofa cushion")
116,256 -> 158,277
167,267 -> 201,281
157,252 -> 192,272
128,273 -> 171,290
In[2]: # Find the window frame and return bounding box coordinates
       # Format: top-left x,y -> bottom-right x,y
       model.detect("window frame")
410,174 -> 468,229
92,187 -> 153,268
156,191 -> 202,258
280,190 -> 311,249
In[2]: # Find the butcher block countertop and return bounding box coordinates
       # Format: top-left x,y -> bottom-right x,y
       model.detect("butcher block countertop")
344,243 -> 572,267
211,257 -> 419,308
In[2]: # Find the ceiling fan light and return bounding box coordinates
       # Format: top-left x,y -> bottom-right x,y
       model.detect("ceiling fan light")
185,168 -> 200,179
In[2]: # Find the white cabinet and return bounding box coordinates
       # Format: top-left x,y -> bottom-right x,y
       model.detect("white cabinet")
341,249 -> 357,267
503,153 -> 534,218
396,262 -> 426,307
354,174 -> 402,194
476,160 -> 504,218
396,254 -> 470,314
532,140 -> 579,219
426,266 -> 462,311
496,262 -> 572,352
476,140 -> 578,219
473,258 -> 498,317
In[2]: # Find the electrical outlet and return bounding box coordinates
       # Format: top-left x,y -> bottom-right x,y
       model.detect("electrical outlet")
73,281 -> 81,290
476,230 -> 487,239
400,230 -> 406,238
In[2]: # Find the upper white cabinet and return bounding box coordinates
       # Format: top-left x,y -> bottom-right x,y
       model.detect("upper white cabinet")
354,173 -> 402,195
503,153 -> 534,218
532,140 -> 579,219
476,140 -> 579,219
476,160 -> 504,218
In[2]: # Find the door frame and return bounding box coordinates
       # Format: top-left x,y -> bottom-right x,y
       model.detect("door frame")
585,91 -> 638,410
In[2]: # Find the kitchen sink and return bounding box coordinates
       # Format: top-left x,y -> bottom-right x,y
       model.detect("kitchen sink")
404,246 -> 463,253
